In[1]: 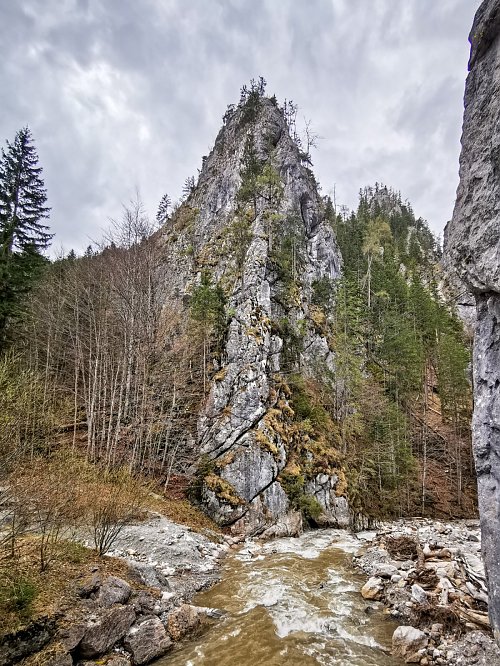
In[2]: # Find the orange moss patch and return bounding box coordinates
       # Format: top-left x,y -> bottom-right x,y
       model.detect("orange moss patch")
204,473 -> 245,508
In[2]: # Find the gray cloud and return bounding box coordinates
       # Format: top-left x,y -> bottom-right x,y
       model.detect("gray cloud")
0,0 -> 481,252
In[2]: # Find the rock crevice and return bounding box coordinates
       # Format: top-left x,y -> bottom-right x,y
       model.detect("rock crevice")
159,94 -> 346,535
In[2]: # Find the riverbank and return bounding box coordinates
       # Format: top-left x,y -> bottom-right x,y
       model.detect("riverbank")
354,518 -> 500,665
2,515 -> 499,666
0,512 -> 231,666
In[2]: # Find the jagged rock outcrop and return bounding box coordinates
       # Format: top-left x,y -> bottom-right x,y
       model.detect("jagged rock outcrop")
444,0 -> 500,641
159,91 -> 346,536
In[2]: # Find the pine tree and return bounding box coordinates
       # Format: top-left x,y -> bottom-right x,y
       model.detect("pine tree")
156,193 -> 171,226
0,127 -> 52,347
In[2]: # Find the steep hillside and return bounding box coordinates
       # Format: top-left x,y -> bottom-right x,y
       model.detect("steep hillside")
0,84 -> 475,543
332,185 -> 475,521
158,83 -> 346,536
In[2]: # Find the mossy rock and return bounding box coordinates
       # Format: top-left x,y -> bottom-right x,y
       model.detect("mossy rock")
204,473 -> 245,508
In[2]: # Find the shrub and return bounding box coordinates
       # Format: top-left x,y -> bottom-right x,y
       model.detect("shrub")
86,469 -> 148,556
0,572 -> 37,615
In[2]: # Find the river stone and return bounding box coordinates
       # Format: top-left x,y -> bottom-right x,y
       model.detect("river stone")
373,563 -> 399,579
166,604 -> 203,641
361,577 -> 383,600
96,576 -> 132,608
124,617 -> 172,665
411,583 -> 428,605
443,0 -> 500,640
78,606 -> 136,658
392,626 -> 428,660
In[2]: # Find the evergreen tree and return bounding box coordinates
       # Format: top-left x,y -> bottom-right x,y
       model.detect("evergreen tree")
156,193 -> 171,226
0,127 -> 51,347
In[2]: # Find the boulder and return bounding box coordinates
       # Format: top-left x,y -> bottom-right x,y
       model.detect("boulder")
78,606 -> 136,659
130,591 -> 157,615
124,617 -> 172,665
392,626 -> 428,661
360,577 -> 383,600
96,577 -> 132,608
77,573 -> 101,598
0,617 -> 57,666
166,604 -> 203,641
58,623 -> 86,652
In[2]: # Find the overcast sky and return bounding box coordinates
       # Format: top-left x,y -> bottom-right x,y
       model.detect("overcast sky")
0,0 -> 481,254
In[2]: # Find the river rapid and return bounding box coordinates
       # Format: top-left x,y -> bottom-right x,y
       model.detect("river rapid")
162,529 -> 404,666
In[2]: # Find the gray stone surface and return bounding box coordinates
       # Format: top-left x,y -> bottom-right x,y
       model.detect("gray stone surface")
392,625 -> 428,660
158,97 -> 346,534
443,0 -> 500,641
96,576 -> 131,608
472,292 -> 500,638
0,617 -> 57,666
446,631 -> 500,665
106,514 -> 228,602
306,474 -> 350,527
124,617 -> 172,665
78,606 -> 136,659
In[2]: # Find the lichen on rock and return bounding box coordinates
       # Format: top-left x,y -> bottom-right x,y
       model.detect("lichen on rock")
159,86 -> 345,535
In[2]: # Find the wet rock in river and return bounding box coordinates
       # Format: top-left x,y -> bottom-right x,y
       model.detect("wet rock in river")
167,604 -> 205,641
361,576 -> 383,600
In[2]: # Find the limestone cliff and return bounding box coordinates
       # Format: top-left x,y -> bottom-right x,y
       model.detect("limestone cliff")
159,89 -> 347,537
444,0 -> 500,640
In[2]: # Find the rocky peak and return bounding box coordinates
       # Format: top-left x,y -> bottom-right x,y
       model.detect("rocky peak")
159,87 -> 346,536
444,0 -> 500,641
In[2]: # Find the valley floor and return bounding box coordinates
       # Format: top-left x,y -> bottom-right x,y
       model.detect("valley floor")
2,514 -> 499,666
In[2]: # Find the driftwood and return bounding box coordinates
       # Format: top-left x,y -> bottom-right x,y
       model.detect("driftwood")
456,606 -> 490,628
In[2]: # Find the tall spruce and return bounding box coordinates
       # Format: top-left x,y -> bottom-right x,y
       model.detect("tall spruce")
0,127 -> 51,347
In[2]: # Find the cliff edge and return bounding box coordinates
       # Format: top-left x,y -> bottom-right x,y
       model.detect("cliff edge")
444,0 -> 500,641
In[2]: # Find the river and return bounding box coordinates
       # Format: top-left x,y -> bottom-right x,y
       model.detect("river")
162,529 -> 404,666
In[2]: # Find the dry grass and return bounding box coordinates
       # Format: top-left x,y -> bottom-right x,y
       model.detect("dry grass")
146,482 -> 223,534
0,537 -> 136,638
157,497 -> 223,533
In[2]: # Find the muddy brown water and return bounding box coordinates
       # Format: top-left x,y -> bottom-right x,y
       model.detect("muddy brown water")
162,529 -> 404,666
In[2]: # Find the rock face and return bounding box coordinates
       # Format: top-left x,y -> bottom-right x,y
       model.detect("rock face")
123,617 -> 172,665
444,0 -> 500,640
159,90 -> 345,535
78,605 -> 136,658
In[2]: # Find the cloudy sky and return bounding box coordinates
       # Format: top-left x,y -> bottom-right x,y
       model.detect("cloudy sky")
0,0 -> 481,254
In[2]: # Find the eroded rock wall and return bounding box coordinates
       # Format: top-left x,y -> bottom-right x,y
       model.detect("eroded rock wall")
159,97 -> 346,536
444,0 -> 500,639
